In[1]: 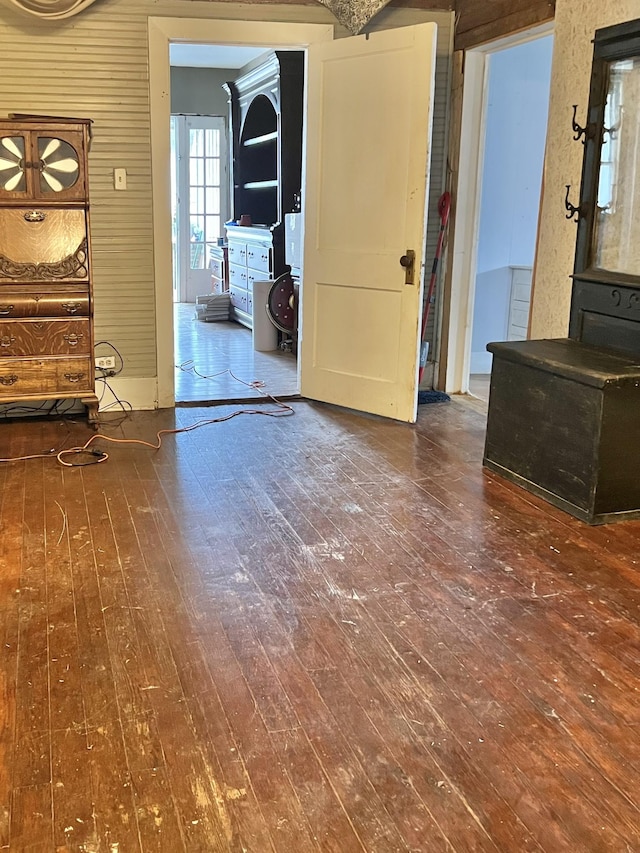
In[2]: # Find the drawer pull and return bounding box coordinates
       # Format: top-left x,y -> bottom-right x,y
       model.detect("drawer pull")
24,210 -> 47,223
0,335 -> 16,348
0,374 -> 19,386
0,304 -> 14,315
61,301 -> 82,315
64,372 -> 85,383
63,333 -> 84,347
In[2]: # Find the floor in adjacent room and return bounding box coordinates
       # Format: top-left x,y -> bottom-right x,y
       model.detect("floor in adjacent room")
469,373 -> 491,402
174,302 -> 299,403
1,395 -> 639,851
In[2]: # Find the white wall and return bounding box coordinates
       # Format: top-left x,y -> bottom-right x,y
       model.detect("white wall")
476,36 -> 553,274
471,35 -> 552,372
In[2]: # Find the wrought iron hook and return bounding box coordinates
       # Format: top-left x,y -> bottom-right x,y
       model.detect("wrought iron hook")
571,105 -> 589,142
564,185 -> 582,221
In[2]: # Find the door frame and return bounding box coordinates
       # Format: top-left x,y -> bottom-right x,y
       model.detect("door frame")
149,17 -> 334,407
442,21 -> 554,394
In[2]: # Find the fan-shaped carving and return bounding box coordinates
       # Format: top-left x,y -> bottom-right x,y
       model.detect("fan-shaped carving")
0,136 -> 26,193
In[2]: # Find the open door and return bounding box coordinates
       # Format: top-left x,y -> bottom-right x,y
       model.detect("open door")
300,23 -> 437,422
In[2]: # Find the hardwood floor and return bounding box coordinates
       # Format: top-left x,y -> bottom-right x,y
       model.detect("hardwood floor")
468,374 -> 491,402
1,397 -> 639,852
174,303 -> 299,403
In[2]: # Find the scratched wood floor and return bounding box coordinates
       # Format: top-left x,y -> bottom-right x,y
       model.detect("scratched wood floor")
1,397 -> 639,852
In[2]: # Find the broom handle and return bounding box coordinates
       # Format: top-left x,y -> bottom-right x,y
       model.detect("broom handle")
419,191 -> 451,381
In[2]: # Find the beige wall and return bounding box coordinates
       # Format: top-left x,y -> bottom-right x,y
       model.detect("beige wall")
531,0 -> 640,338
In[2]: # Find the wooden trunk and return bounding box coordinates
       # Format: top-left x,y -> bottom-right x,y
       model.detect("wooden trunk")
484,339 -> 640,524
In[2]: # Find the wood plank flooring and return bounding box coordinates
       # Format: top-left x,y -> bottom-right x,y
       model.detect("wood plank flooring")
174,304 -> 299,403
0,397 -> 639,852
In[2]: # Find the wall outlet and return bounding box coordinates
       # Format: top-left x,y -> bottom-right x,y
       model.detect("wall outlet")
114,168 -> 127,190
95,356 -> 116,370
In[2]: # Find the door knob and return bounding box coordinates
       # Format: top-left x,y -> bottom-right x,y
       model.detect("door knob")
399,249 -> 415,286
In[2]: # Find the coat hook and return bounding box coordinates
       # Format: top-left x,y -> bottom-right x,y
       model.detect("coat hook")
564,185 -> 582,221
571,105 -> 589,142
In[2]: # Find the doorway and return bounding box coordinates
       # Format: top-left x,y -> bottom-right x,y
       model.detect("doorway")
444,24 -> 554,398
169,45 -> 300,404
150,17 -> 443,421
149,19 -> 335,409
469,34 -> 553,401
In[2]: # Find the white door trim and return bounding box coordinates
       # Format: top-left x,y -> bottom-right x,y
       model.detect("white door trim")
444,21 -> 554,394
148,17 -> 334,408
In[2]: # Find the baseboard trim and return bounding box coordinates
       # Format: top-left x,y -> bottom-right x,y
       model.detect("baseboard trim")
97,377 -> 159,412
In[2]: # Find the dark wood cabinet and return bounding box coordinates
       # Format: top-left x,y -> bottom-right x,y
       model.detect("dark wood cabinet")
0,115 -> 98,421
224,51 -> 304,328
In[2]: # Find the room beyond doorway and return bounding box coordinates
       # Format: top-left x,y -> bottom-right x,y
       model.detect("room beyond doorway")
170,45 -> 302,404
174,304 -> 298,403
468,34 -> 553,393
444,23 -> 554,396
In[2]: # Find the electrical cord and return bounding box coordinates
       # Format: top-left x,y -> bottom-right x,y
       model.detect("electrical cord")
1,358 -> 295,466
55,402 -> 294,467
175,359 -> 295,409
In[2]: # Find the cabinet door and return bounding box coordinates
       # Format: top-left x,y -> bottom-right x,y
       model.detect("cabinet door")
0,131 -> 31,201
31,130 -> 87,202
0,128 -> 87,203
0,208 -> 88,284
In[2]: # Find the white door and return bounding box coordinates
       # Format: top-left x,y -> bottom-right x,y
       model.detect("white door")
172,115 -> 229,303
300,24 -> 437,423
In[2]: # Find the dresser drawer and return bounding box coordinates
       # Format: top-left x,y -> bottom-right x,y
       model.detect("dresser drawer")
0,356 -> 92,397
229,284 -> 248,313
227,241 -> 247,266
229,263 -> 248,288
245,245 -> 271,275
246,268 -> 273,292
0,319 -> 90,356
210,275 -> 225,296
0,290 -> 88,318
209,257 -> 225,280
0,208 -> 88,283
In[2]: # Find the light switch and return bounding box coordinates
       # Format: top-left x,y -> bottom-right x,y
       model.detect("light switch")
114,168 -> 127,190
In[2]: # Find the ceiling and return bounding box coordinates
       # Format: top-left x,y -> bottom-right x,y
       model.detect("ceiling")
169,43 -> 269,69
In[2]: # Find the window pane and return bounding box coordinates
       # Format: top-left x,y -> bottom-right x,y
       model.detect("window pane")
205,158 -> 220,187
189,129 -> 203,157
206,215 -> 221,243
190,215 -> 204,242
190,187 -> 204,215
205,187 -> 220,214
190,158 -> 204,186
190,244 -> 204,269
205,129 -> 220,157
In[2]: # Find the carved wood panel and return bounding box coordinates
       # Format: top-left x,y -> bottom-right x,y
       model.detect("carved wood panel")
0,208 -> 88,281
0,355 -> 92,395
0,318 -> 90,355
0,290 -> 89,318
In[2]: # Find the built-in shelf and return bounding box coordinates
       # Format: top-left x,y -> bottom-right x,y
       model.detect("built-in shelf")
243,131 -> 278,147
224,52 -> 304,328
244,180 -> 278,189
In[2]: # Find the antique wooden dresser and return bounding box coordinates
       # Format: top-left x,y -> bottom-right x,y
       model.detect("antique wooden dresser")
0,115 -> 98,422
